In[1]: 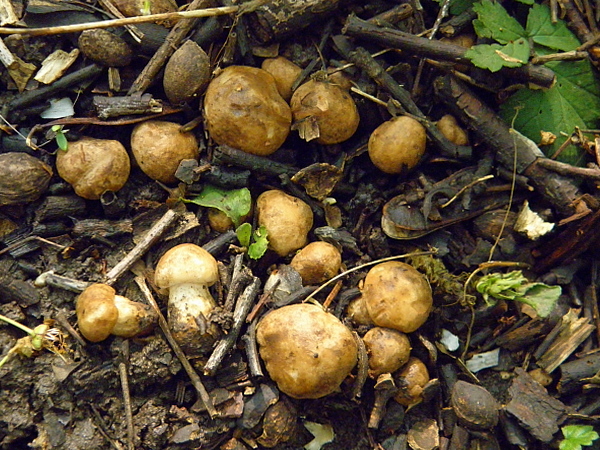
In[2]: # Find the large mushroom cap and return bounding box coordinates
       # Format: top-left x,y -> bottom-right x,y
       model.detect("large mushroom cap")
256,303 -> 358,399
362,261 -> 432,333
154,243 -> 218,290
76,284 -> 119,342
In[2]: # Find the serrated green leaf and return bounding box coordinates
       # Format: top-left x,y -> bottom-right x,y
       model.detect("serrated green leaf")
186,186 -> 251,228
500,58 -> 600,165
466,38 -> 529,72
236,223 -> 252,248
248,226 -> 269,260
527,4 -> 580,51
514,282 -> 561,317
561,425 -> 600,450
472,0 -> 526,43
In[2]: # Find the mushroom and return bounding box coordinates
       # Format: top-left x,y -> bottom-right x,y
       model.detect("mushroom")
56,137 -> 130,200
203,65 -> 292,156
130,120 -> 199,184
368,115 -> 426,175
76,283 -> 157,342
153,243 -> 220,354
256,190 -> 313,257
290,79 -> 360,145
261,56 -> 302,102
363,327 -> 411,378
346,295 -> 374,326
393,357 -> 430,407
256,303 -> 358,399
361,261 -> 432,333
437,114 -> 469,146
290,241 -> 342,285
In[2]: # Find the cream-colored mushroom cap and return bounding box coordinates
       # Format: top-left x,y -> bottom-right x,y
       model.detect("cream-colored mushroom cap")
154,243 -> 218,289
76,283 -> 119,342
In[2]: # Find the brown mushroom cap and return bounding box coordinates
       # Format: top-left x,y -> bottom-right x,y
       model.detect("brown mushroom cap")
56,137 -> 130,200
362,261 -> 432,333
393,356 -> 430,407
203,65 -> 292,156
368,116 -> 426,175
76,284 -> 119,342
290,79 -> 360,145
363,327 -> 411,378
256,303 -> 358,399
261,56 -> 303,102
154,243 -> 218,290
346,295 -> 374,326
290,241 -> 342,285
257,190 -> 313,257
130,120 -> 199,184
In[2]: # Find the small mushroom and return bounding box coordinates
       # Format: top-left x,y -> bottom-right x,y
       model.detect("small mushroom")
257,190 -> 313,257
361,261 -> 433,333
56,137 -> 130,200
363,327 -> 411,378
393,357 -> 430,407
153,243 -> 220,354
437,114 -> 469,146
203,65 -> 292,156
76,283 -> 157,342
346,295 -> 374,326
256,303 -> 358,399
289,241 -> 342,285
368,115 -> 426,174
130,120 -> 199,184
261,56 -> 302,102
290,79 -> 360,145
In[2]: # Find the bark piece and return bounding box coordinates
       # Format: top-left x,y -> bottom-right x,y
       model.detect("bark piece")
558,351 -> 600,395
504,368 -> 567,442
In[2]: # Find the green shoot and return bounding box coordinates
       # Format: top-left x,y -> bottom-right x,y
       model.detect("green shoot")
51,125 -> 69,151
560,425 -> 599,450
236,223 -> 269,260
476,270 -> 561,318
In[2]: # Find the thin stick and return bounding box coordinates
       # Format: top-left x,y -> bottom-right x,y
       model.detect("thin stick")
204,277 -> 261,376
104,208 -> 179,286
117,340 -> 135,450
134,276 -> 217,418
0,0 -> 267,36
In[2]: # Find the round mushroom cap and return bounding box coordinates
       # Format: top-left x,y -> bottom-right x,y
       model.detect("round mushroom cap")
76,284 -> 119,342
393,356 -> 430,407
257,190 -> 313,257
362,261 -> 432,333
56,137 -> 130,200
256,303 -> 358,399
154,243 -> 219,290
290,241 -> 342,285
363,327 -> 411,378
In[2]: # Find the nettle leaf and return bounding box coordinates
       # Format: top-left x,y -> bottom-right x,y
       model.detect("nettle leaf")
236,223 -> 252,248
248,225 -> 269,260
472,0 -> 526,43
465,38 -> 529,72
186,186 -> 251,228
526,3 -> 580,51
560,425 -> 600,450
500,58 -> 600,165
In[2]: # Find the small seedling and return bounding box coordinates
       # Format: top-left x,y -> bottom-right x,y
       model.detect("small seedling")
476,270 -> 561,318
559,425 -> 599,450
236,223 -> 269,260
51,124 -> 69,151
184,185 -> 251,228
0,314 -> 67,369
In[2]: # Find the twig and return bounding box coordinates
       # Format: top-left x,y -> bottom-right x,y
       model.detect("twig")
0,0 -> 268,36
134,275 -> 217,418
223,254 -> 251,312
204,277 -> 260,376
117,339 -> 135,450
241,318 -> 263,378
351,331 -> 369,400
533,157 -> 600,181
104,208 -> 179,286
0,36 -> 17,69
34,270 -> 90,293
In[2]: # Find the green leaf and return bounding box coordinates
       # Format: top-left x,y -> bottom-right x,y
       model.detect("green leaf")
475,271 -> 561,317
55,133 -> 68,151
527,4 -> 580,51
465,38 -> 529,72
186,186 -> 251,228
472,0 -> 527,43
236,223 -> 252,248
561,425 -> 600,450
248,226 -> 269,260
500,57 -> 600,165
